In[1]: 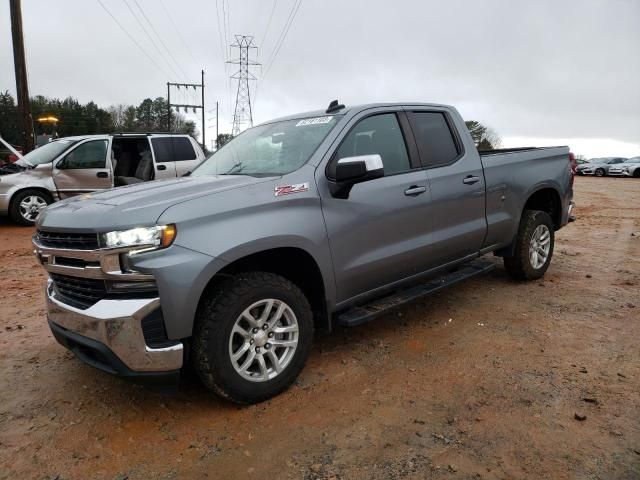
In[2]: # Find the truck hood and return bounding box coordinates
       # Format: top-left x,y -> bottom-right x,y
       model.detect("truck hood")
38,175 -> 272,232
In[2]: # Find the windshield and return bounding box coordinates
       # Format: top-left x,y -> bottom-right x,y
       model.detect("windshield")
606,158 -> 625,164
16,139 -> 77,167
192,115 -> 340,177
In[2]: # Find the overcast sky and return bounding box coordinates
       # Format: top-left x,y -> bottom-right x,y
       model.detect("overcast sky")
1,0 -> 639,157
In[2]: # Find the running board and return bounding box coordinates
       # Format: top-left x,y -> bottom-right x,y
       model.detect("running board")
336,259 -> 496,327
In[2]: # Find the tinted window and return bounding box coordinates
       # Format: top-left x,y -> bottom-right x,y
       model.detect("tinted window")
409,112 -> 459,167
333,113 -> 410,177
151,138 -> 173,163
60,140 -> 108,169
173,137 -> 196,161
151,137 -> 197,162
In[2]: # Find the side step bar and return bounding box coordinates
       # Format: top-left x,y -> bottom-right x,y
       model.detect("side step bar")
336,259 -> 496,327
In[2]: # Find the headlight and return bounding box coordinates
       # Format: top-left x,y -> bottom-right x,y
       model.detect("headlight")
100,225 -> 176,250
621,167 -> 629,172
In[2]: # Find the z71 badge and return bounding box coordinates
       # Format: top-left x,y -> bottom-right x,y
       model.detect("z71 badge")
274,182 -> 310,197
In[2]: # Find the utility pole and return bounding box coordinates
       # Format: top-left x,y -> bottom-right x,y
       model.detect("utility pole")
208,101 -> 220,149
228,35 -> 260,136
201,70 -> 205,150
10,0 -> 35,153
166,71 -> 205,149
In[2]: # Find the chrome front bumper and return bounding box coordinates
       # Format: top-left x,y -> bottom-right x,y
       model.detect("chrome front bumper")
46,279 -> 184,372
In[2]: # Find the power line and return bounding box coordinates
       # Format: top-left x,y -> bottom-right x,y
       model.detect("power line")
132,0 -> 190,81
158,0 -> 199,65
96,0 -> 172,78
261,0 -> 303,83
122,0 -> 184,81
260,0 -> 279,48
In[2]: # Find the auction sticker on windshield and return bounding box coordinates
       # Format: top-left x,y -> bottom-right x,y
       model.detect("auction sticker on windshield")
295,116 -> 333,127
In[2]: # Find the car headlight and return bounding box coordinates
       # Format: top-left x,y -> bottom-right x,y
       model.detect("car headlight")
621,166 -> 629,172
100,225 -> 176,251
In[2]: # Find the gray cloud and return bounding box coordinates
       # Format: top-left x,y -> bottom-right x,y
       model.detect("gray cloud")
1,0 -> 638,149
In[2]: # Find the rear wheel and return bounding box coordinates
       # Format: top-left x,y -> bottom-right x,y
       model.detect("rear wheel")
9,189 -> 52,226
193,272 -> 314,404
504,210 -> 555,281
595,168 -> 605,177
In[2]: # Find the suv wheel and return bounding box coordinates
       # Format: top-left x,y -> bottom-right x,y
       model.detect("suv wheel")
595,168 -> 605,177
10,189 -> 52,226
504,210 -> 555,281
193,272 -> 314,404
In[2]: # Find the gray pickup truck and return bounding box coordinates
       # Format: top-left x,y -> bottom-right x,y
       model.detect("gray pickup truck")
0,133 -> 204,225
33,101 -> 574,404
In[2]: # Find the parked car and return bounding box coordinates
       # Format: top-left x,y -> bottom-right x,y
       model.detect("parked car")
33,101 -> 574,404
0,133 -> 205,225
576,157 -> 627,176
608,157 -> 640,177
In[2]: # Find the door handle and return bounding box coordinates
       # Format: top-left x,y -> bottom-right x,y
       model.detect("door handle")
157,164 -> 167,171
404,185 -> 427,196
463,175 -> 480,185
96,171 -> 109,178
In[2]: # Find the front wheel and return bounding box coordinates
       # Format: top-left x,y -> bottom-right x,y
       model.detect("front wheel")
595,168 -> 605,177
504,210 -> 555,281
9,189 -> 52,226
193,272 -> 314,404
633,169 -> 640,178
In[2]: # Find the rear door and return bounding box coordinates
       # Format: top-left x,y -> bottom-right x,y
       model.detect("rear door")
149,137 -> 178,179
406,109 -> 487,267
53,138 -> 112,198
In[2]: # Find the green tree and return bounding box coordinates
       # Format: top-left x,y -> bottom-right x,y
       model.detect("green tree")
216,133 -> 233,148
465,120 -> 502,150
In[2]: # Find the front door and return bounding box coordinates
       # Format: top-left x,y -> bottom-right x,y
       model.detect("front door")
406,109 -> 487,267
53,139 -> 112,198
319,110 -> 433,305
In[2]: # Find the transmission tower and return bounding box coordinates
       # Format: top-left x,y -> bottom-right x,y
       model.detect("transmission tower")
228,35 -> 260,136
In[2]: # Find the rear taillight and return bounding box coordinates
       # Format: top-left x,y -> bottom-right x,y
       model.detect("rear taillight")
569,152 -> 576,187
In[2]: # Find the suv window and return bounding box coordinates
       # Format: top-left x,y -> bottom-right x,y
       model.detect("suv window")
151,138 -> 172,163
151,137 -> 197,163
173,137 -> 196,161
60,140 -> 108,169
409,112 -> 459,167
332,113 -> 410,177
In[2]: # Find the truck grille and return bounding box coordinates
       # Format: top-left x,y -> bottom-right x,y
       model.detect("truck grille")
50,273 -> 107,310
36,230 -> 99,250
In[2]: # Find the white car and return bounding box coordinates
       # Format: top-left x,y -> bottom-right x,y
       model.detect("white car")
576,157 -> 627,176
608,157 -> 640,178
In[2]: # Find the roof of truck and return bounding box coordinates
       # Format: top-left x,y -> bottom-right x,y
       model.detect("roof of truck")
260,102 -> 452,126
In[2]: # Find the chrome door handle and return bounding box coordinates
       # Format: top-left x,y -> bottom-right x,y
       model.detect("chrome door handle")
463,175 -> 480,185
404,185 -> 427,196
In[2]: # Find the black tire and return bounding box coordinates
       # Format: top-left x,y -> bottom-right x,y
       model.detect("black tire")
503,210 -> 555,281
193,272 -> 314,404
595,168 -> 605,177
9,189 -> 53,226
633,169 -> 640,178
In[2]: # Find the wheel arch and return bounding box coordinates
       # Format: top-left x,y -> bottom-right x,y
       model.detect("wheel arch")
521,185 -> 563,230
197,246 -> 331,331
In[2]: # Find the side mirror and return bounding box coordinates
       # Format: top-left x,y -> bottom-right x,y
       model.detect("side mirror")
330,154 -> 384,199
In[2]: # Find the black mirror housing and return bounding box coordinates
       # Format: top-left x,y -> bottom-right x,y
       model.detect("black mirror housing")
329,154 -> 384,199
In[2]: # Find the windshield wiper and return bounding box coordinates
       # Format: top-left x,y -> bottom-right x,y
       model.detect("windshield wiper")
223,162 -> 245,175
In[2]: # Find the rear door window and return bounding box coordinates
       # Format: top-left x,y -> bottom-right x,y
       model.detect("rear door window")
408,112 -> 460,168
151,138 -> 173,163
151,137 -> 197,162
